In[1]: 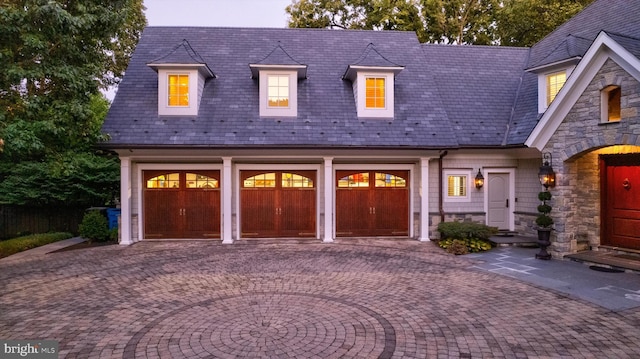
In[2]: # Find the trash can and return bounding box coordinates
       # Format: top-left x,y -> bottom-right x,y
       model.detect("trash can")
106,208 -> 121,230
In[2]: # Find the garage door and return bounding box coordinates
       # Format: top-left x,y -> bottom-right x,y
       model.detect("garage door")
143,170 -> 220,239
336,170 -> 409,237
240,171 -> 316,238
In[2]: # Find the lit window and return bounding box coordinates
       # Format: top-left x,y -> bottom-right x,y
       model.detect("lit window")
168,74 -> 189,107
602,85 -> 621,122
447,175 -> 467,197
282,173 -> 314,188
546,71 -> 566,105
267,75 -> 289,108
337,173 -> 369,188
365,77 -> 385,109
146,173 -> 180,189
243,173 -> 276,188
374,173 -> 406,187
186,173 -> 219,189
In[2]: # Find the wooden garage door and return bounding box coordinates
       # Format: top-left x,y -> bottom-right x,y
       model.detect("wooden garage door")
240,171 -> 316,238
143,171 -> 220,239
336,170 -> 409,237
601,155 -> 640,249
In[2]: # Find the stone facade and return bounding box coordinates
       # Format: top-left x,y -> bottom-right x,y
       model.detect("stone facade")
542,59 -> 640,257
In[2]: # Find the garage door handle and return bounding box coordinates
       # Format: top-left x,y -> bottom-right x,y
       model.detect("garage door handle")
506,199 -> 509,208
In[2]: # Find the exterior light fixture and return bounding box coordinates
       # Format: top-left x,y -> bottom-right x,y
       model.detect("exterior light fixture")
538,153 -> 556,188
474,169 -> 484,189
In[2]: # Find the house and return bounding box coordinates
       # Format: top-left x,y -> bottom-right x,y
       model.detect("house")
102,0 -> 640,258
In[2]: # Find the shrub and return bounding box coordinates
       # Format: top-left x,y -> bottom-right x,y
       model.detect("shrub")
0,232 -> 73,258
436,221 -> 497,254
78,211 -> 110,242
536,190 -> 554,228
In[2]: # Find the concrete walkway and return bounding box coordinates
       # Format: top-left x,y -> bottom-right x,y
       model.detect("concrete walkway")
1,239 -> 640,358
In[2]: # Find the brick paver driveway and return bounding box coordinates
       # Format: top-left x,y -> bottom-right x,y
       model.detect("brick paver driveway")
1,239 -> 640,358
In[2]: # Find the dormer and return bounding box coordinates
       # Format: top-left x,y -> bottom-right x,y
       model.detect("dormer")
343,44 -> 404,119
147,39 -> 214,116
249,43 -> 307,118
527,35 -> 591,113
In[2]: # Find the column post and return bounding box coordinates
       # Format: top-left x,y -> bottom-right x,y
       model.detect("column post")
323,157 -> 334,243
119,157 -> 132,245
222,157 -> 233,244
419,157 -> 431,242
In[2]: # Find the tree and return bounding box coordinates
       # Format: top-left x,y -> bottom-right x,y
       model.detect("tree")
0,0 -> 146,206
286,0 -> 594,46
496,0 -> 595,47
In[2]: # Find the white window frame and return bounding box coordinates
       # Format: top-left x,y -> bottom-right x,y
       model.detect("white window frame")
259,70 -> 297,117
537,67 -> 574,113
601,85 -> 621,123
158,68 -> 199,116
443,170 -> 471,203
356,72 -> 395,118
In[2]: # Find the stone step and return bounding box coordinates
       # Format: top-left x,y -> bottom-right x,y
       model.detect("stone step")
565,251 -> 640,274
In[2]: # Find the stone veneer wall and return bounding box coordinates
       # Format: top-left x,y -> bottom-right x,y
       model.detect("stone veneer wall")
543,59 -> 640,257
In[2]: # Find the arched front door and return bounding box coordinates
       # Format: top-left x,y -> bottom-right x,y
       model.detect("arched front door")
601,154 -> 640,250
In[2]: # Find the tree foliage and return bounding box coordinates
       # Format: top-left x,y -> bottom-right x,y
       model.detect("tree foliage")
0,0 -> 146,206
286,0 -> 595,45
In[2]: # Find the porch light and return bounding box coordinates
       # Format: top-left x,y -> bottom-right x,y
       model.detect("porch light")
538,153 -> 556,188
474,169 -> 484,189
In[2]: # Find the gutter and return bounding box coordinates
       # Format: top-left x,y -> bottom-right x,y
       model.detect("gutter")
438,150 -> 448,223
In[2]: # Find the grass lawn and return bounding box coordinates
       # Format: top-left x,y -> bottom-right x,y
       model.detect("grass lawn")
0,232 -> 73,259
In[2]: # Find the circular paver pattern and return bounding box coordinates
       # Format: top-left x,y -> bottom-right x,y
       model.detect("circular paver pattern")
1,239 -> 640,358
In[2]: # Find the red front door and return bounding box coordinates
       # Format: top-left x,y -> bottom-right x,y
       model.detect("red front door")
601,155 -> 640,249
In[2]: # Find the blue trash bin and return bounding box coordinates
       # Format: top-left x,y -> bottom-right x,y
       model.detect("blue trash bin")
106,208 -> 121,230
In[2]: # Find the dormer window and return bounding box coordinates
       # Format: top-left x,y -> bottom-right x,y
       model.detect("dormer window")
147,39 -> 214,116
343,44 -> 403,119
546,71 -> 566,105
365,77 -> 386,109
267,74 -> 290,108
168,74 -> 190,107
249,43 -> 307,118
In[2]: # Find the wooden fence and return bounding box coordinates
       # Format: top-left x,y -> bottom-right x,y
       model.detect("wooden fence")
0,205 -> 86,239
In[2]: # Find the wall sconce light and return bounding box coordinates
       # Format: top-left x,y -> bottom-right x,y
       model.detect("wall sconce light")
538,152 -> 556,188
474,169 -> 484,189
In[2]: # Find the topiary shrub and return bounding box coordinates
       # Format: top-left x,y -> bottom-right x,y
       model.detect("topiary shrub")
78,211 -> 110,242
436,221 -> 497,254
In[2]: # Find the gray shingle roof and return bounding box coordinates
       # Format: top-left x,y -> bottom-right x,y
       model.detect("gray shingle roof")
527,0 -> 640,70
104,27 -> 459,149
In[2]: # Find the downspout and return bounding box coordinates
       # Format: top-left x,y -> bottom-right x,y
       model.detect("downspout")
438,150 -> 448,223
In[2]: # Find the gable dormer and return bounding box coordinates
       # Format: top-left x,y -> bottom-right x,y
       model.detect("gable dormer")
147,39 -> 214,116
527,35 -> 591,113
343,44 -> 404,119
249,43 -> 307,118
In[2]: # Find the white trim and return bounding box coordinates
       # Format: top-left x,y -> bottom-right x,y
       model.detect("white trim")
323,157 -> 334,243
119,157 -> 132,245
333,163 -> 414,238
355,72 -> 395,118
157,68 -> 199,116
259,70 -> 298,117
234,164 -> 322,241
419,158 -> 431,241
483,168 -> 515,231
222,157 -> 233,244
136,163 -> 223,242
443,169 -> 472,203
526,32 -> 640,150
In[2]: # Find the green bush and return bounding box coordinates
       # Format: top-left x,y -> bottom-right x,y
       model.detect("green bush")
436,221 -> 497,254
536,190 -> 554,228
0,232 -> 73,258
78,211 -> 110,242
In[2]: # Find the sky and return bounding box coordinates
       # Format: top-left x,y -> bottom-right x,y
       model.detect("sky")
144,0 -> 292,28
